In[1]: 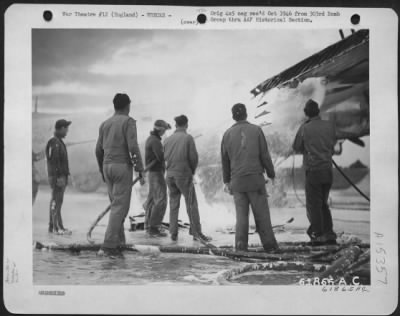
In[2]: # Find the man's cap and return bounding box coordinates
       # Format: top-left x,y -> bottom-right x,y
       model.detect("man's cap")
55,119 -> 72,129
154,119 -> 171,130
231,103 -> 247,119
304,99 -> 320,117
174,115 -> 188,126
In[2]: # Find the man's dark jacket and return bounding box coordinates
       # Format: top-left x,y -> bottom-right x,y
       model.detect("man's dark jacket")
292,116 -> 336,171
221,120 -> 275,192
145,131 -> 165,172
46,135 -> 70,177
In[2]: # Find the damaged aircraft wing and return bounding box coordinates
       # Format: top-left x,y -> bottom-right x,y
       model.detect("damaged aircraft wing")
251,29 -> 369,146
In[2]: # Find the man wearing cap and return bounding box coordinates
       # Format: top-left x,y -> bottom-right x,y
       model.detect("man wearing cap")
143,120 -> 171,237
221,103 -> 278,252
45,119 -> 72,234
293,99 -> 337,246
164,115 -> 211,243
96,93 -> 144,257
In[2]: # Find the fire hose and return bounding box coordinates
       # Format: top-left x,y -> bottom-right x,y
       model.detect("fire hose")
290,154 -> 370,207
86,160 -> 157,243
332,159 -> 370,202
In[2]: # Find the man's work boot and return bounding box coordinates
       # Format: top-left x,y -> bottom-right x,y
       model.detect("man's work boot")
235,241 -> 248,252
263,242 -> 280,253
306,232 -> 326,246
59,228 -> 72,235
148,227 -> 168,238
306,235 -> 325,246
97,248 -> 124,259
321,232 -> 337,245
193,232 -> 212,243
49,228 -> 59,234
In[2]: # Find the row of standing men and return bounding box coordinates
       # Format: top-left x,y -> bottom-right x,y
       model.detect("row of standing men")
94,93 -> 281,257
42,93 -> 337,257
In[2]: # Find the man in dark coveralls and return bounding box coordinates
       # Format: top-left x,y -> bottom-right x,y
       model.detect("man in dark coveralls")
143,119 -> 171,237
96,93 -> 144,257
45,119 -> 71,234
292,99 -> 337,246
221,103 -> 278,252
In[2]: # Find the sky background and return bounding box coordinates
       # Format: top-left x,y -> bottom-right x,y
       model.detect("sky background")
32,29 -> 369,166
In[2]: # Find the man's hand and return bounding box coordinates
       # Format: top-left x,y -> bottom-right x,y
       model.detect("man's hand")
139,172 -> 145,186
271,178 -> 276,186
56,177 -> 66,188
189,174 -> 197,185
134,167 -> 143,173
38,150 -> 46,161
223,183 -> 232,195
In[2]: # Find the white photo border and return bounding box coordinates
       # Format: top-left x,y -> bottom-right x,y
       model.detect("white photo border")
3,4 -> 399,314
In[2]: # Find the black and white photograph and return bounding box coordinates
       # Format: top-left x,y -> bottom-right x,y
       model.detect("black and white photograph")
30,26 -> 372,285
4,4 -> 398,315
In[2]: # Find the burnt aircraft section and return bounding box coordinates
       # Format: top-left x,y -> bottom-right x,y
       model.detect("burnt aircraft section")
251,29 -> 369,147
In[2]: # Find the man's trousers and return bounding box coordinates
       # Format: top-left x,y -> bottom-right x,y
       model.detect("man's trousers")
166,176 -> 201,238
233,186 -> 277,251
48,176 -> 67,232
103,163 -> 133,249
305,168 -> 336,241
144,171 -> 167,230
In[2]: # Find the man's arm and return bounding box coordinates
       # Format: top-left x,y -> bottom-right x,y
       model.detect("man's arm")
187,135 -> 199,175
292,125 -> 305,154
221,134 -> 231,184
48,140 -> 62,178
152,139 -> 165,170
126,118 -> 144,172
259,129 -> 275,179
95,124 -> 104,173
32,150 -> 45,162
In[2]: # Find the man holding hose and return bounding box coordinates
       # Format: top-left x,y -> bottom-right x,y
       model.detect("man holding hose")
95,93 -> 144,258
292,99 -> 337,246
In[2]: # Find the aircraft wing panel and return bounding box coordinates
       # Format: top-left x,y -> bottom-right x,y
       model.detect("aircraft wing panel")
250,30 -> 369,96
